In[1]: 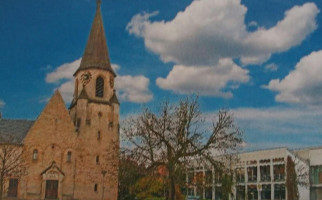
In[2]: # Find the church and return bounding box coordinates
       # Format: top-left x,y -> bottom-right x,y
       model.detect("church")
0,1 -> 119,200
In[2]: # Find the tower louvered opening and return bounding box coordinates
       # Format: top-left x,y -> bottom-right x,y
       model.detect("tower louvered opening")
95,77 -> 104,97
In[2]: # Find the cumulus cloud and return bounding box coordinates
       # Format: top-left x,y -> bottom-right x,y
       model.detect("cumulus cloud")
264,50 -> 322,105
127,0 -> 319,66
116,75 -> 153,103
264,63 -> 278,72
45,59 -> 152,103
0,99 -> 5,108
156,58 -> 249,98
45,59 -> 81,83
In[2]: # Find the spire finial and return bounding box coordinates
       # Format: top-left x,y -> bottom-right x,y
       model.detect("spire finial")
97,0 -> 101,10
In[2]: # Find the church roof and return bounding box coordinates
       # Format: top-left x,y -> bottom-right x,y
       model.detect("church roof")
78,88 -> 89,99
74,0 -> 116,77
0,119 -> 34,144
110,90 -> 120,105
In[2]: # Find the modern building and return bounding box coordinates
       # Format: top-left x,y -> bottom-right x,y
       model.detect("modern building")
294,147 -> 322,200
0,1 -> 119,200
187,147 -> 322,200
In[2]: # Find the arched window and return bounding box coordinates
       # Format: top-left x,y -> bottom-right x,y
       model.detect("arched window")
33,149 -> 38,160
94,184 -> 98,192
67,151 -> 72,162
95,76 -> 104,97
97,131 -> 101,140
96,155 -> 100,164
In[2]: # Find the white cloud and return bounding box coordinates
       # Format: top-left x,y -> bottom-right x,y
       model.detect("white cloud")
45,58 -> 81,83
58,80 -> 75,102
45,59 -> 152,103
242,3 -> 319,64
248,21 -> 258,27
264,50 -> 322,105
116,75 -> 153,103
156,58 -> 249,98
0,99 -> 5,108
264,63 -> 278,72
127,0 -> 319,66
111,64 -> 121,72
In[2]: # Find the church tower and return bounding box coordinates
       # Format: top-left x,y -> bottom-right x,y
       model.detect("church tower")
69,0 -> 119,199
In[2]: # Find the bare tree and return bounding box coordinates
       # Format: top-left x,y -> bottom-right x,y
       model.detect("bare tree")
121,97 -> 243,200
0,135 -> 26,200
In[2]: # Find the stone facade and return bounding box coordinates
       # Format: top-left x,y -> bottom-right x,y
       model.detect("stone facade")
0,1 -> 119,200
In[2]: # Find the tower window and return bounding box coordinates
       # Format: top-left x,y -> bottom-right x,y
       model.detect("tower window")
75,118 -> 81,131
33,149 -> 38,160
67,151 -> 72,162
95,76 -> 104,97
96,155 -> 100,164
94,184 -> 98,192
97,131 -> 101,140
108,121 -> 113,129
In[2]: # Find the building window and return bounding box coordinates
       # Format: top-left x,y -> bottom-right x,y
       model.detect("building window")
108,121 -> 113,129
310,166 -> 322,184
260,165 -> 271,181
215,171 -> 222,183
215,186 -> 222,200
33,149 -> 38,160
273,164 -> 285,181
95,76 -> 104,97
75,118 -> 81,131
205,170 -> 212,185
94,184 -> 98,192
67,151 -> 72,162
7,179 -> 18,197
247,185 -> 258,200
236,186 -> 245,200
97,131 -> 101,140
274,184 -> 285,199
96,155 -> 100,164
261,184 -> 271,200
86,119 -> 91,126
247,166 -> 257,182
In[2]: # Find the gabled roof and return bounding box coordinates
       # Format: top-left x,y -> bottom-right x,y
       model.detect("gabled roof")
78,88 -> 89,99
110,90 -> 120,105
41,161 -> 65,176
74,0 -> 115,77
0,119 -> 34,144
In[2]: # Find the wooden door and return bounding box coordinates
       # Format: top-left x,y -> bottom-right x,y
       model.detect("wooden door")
7,179 -> 18,197
45,180 -> 58,199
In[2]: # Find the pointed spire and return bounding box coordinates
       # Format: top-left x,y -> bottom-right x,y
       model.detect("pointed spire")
74,0 -> 116,76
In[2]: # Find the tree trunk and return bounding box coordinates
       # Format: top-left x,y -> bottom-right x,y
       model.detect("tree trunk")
0,177 -> 3,200
168,177 -> 176,200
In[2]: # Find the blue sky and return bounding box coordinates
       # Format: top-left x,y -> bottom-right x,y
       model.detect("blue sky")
1,0 -> 322,150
